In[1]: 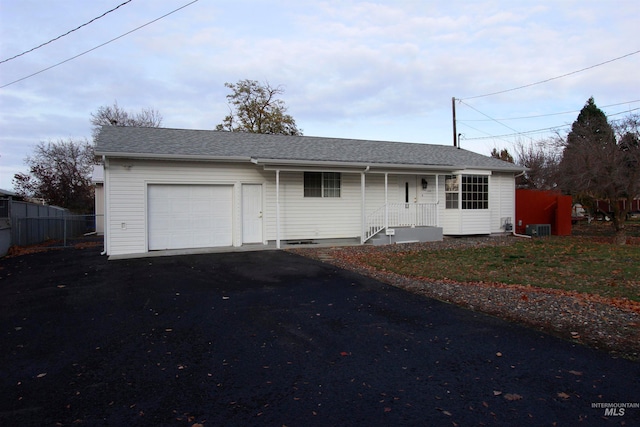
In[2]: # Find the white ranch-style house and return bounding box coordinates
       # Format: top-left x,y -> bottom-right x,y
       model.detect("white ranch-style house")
95,126 -> 525,257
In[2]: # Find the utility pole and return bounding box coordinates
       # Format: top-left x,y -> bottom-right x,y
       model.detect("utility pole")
451,97 -> 457,148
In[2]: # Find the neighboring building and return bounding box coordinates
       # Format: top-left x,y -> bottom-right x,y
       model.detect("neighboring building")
593,198 -> 640,220
0,188 -> 17,256
95,126 -> 525,257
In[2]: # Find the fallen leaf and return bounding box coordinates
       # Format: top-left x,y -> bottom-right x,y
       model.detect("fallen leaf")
504,393 -> 523,401
384,407 -> 392,413
36,373 -> 47,378
496,352 -> 502,357
568,370 -> 583,376
493,390 -> 502,396
340,351 -> 350,357
557,392 -> 570,399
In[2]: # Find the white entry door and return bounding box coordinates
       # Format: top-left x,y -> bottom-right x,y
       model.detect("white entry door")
242,184 -> 263,244
148,184 -> 233,250
398,176 -> 417,226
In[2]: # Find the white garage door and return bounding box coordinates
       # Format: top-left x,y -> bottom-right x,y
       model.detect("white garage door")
148,184 -> 233,250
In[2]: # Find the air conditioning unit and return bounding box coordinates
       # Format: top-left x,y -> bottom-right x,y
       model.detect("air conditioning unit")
525,224 -> 551,237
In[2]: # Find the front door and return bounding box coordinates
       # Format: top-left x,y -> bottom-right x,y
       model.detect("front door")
398,177 -> 417,226
242,184 -> 263,244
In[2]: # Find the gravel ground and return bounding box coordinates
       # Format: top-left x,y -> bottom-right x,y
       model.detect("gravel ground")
291,236 -> 640,360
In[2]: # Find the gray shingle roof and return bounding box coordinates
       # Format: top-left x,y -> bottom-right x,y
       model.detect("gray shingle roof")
95,126 -> 524,172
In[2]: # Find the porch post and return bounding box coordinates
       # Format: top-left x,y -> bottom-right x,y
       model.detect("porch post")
361,172 -> 366,244
276,169 -> 281,249
384,173 -> 389,229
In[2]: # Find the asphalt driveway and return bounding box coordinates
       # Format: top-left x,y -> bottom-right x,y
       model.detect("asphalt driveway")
1,245 -> 639,426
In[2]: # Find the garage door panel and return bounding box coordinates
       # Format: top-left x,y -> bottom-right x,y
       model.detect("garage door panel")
148,185 -> 233,250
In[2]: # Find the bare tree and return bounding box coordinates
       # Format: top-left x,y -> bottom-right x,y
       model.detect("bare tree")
215,79 -> 302,135
13,139 -> 98,213
513,139 -> 561,190
490,148 -> 515,163
91,101 -> 163,139
557,98 -> 639,244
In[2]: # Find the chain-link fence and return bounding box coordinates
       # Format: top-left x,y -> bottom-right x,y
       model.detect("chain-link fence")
11,215 -> 103,247
2,199 -> 105,255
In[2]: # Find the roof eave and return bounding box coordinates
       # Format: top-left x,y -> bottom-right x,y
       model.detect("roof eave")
94,151 -> 253,163
257,158 -> 457,172
93,152 -> 526,173
257,158 -> 525,173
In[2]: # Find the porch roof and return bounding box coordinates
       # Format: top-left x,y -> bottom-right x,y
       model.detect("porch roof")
95,126 -> 525,173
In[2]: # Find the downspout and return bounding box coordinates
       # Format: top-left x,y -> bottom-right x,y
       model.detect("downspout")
276,169 -> 281,249
512,229 -> 531,239
100,155 -> 108,255
511,170 -> 530,238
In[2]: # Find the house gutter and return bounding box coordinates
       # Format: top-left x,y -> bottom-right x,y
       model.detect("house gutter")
259,160 -> 524,174
93,152 -> 525,174
93,151 -> 253,163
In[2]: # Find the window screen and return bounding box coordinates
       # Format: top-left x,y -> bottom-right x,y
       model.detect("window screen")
304,172 -> 341,198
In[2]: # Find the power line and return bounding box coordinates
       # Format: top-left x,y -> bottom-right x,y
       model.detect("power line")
461,49 -> 640,101
460,107 -> 640,141
459,100 -> 640,122
0,0 -> 199,89
462,124 -> 570,141
457,99 -> 536,142
0,0 -> 134,65
608,106 -> 640,117
457,122 -> 517,146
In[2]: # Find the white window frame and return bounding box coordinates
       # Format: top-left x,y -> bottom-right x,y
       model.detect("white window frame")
304,172 -> 341,198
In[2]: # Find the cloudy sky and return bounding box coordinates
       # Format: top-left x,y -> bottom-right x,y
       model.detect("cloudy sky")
1,0 -> 638,190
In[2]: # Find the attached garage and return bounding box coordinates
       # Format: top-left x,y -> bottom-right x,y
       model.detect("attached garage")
147,184 -> 233,250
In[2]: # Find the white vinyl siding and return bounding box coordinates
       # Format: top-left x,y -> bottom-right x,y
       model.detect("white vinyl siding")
105,159 -> 268,256
364,174 -> 391,215
490,172 -> 516,233
265,171 -> 361,241
438,173 -> 509,235
104,157 -> 516,255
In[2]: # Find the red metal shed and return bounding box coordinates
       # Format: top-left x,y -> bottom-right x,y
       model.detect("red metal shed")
515,189 -> 572,236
